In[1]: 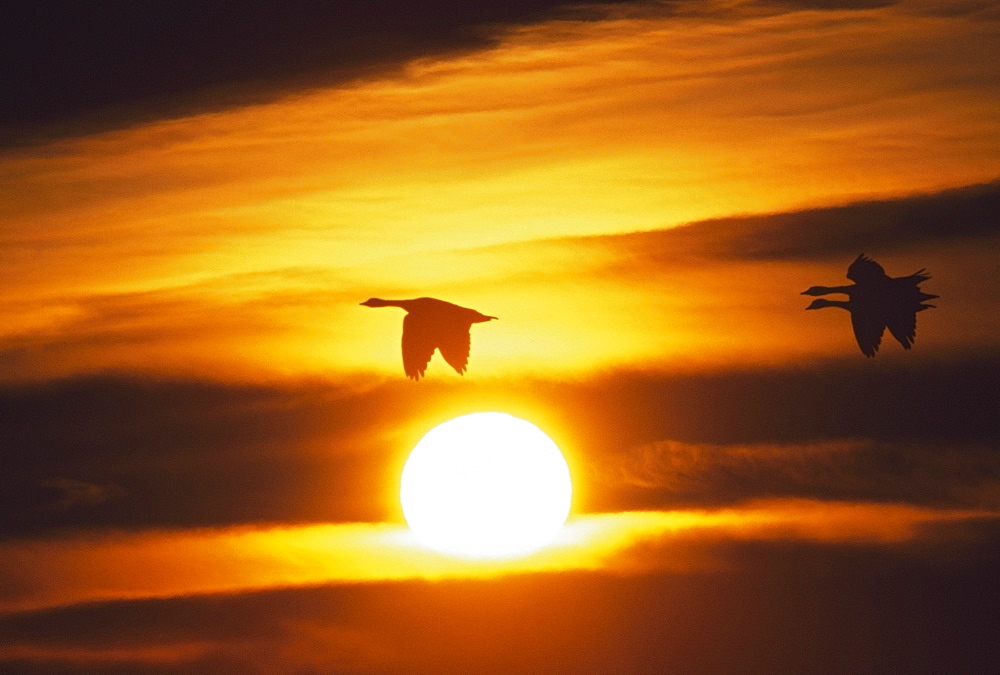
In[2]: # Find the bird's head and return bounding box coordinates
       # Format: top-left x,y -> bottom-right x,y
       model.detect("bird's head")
805,298 -> 835,310
801,286 -> 829,296
360,298 -> 386,307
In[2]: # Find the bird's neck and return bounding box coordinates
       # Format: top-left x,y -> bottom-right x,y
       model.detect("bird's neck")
367,298 -> 408,309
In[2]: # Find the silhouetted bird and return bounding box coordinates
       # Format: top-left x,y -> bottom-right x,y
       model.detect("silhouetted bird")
361,297 -> 497,380
803,254 -> 936,357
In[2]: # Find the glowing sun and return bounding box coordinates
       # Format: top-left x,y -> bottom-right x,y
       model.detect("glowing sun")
400,412 -> 572,559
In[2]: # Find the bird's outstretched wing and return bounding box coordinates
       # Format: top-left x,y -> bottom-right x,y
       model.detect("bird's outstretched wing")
846,254 -> 887,284
885,308 -> 917,350
437,323 -> 472,375
402,313 -> 436,380
850,308 -> 885,357
885,278 -> 935,349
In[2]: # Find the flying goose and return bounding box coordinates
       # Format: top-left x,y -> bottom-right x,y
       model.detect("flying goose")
361,297 -> 497,380
803,254 -> 936,357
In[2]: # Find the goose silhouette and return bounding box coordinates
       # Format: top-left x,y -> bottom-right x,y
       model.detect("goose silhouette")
803,254 -> 936,357
361,297 -> 497,380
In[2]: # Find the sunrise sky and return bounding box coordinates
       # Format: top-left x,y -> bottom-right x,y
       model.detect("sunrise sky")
2,1 -> 999,672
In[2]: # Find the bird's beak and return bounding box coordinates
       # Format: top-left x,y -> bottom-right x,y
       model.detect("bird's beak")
799,290 -> 809,295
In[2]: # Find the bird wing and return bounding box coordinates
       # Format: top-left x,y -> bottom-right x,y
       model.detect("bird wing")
850,307 -> 884,357
846,254 -> 887,284
885,309 -> 917,349
437,323 -> 472,375
401,312 -> 436,380
884,281 -> 930,350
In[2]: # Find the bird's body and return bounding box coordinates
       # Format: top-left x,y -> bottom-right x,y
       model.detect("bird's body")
361,297 -> 497,380
803,254 -> 936,357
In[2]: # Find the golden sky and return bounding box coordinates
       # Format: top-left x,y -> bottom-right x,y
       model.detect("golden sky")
3,1 -> 1000,672
4,500 -> 994,614
2,0 -> 998,381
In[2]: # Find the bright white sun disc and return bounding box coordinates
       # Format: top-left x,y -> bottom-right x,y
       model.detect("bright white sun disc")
401,412 -> 572,558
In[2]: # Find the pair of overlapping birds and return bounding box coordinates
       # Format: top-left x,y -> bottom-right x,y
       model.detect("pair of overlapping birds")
362,254 -> 936,380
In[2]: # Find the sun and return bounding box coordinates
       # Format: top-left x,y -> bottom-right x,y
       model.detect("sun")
400,412 -> 572,559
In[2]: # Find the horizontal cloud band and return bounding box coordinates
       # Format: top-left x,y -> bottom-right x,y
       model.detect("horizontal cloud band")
2,500 -> 996,614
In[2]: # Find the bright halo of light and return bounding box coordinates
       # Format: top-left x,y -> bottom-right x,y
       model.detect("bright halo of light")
400,412 -> 572,559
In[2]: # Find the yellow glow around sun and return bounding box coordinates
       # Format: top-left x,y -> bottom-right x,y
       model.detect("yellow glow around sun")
400,412 -> 572,559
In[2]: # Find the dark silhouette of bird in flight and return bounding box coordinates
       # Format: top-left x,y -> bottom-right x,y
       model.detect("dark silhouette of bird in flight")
360,297 -> 497,380
803,254 -> 937,357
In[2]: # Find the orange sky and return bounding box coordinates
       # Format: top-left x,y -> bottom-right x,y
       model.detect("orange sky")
4,499 -> 995,614
4,3 -> 1000,671
2,0 -> 998,382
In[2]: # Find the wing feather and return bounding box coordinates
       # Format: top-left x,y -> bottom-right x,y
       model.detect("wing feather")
401,313 -> 436,380
885,308 -> 917,349
884,277 -> 933,349
846,254 -> 887,284
850,307 -> 884,357
437,323 -> 472,375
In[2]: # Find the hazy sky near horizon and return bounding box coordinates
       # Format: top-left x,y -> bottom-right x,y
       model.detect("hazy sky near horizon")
2,1 -> 999,672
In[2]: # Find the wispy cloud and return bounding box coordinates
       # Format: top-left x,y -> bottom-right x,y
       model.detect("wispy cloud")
585,437 -> 1000,510
585,180 -> 1000,263
35,478 -> 125,512
2,500 -> 995,614
1,1 -> 648,142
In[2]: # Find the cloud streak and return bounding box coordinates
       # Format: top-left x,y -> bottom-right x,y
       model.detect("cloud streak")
3,359 -> 998,539
2,500 -> 996,614
586,437 -> 1000,511
584,180 -> 1000,263
1,0 -> 646,143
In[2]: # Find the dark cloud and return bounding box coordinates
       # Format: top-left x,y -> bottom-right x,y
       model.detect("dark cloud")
4,0 -> 961,146
0,0 -> 640,145
781,0 -> 895,6
566,356 -> 1000,510
571,355 -> 1000,446
2,533 -> 999,673
0,376 -> 410,538
590,179 -> 1000,264
35,478 -> 125,511
912,0 -> 1000,18
3,352 -> 998,537
584,437 -> 1000,512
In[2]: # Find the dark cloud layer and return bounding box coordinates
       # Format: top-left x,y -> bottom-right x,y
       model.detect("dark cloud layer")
575,356 -> 1000,447
0,377 -> 404,537
1,0 -> 640,144
3,353 -> 998,538
2,534 -> 998,673
1,0 -> 944,146
586,438 -> 1000,512
571,356 -> 1000,510
588,180 -> 1000,264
